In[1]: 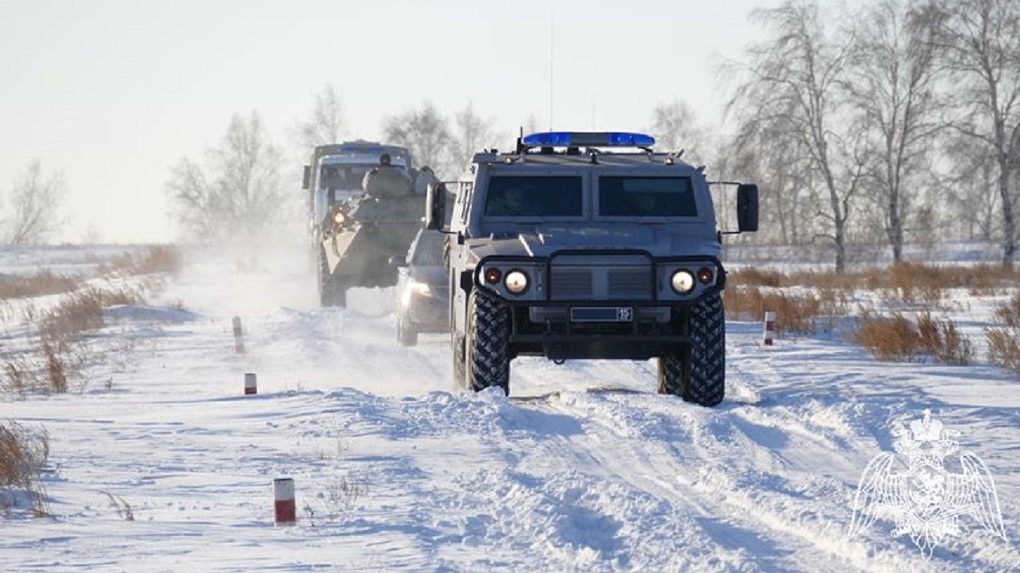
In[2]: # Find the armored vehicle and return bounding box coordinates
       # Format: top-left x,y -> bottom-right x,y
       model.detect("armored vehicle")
302,141 -> 425,307
424,131 -> 758,407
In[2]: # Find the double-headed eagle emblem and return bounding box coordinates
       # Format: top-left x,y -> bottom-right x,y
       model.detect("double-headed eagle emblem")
848,410 -> 1007,557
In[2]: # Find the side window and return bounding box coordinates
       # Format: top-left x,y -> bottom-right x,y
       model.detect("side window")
457,181 -> 473,223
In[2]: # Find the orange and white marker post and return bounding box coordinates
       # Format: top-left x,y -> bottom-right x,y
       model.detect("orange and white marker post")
244,373 -> 258,395
274,478 -> 296,525
232,316 -> 245,354
763,310 -> 776,346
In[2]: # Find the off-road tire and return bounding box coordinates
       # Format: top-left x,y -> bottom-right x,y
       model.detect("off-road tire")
318,247 -> 347,307
464,289 -> 511,394
397,313 -> 418,346
657,293 -> 725,407
452,332 -> 466,392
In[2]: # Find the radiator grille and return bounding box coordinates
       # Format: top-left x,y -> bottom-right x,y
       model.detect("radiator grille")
548,256 -> 653,300
550,268 -> 592,299
608,268 -> 650,297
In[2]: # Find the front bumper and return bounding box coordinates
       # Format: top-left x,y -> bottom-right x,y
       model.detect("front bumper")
400,293 -> 448,332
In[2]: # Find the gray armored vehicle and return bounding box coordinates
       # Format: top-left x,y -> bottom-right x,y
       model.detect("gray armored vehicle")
302,141 -> 428,307
424,131 -> 758,407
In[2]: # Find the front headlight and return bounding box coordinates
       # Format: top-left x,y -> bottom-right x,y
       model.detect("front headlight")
401,279 -> 432,306
504,270 -> 529,295
333,211 -> 346,225
670,270 -> 695,294
409,280 -> 431,297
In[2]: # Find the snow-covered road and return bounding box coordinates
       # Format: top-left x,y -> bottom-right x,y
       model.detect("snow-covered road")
2,245 -> 1017,572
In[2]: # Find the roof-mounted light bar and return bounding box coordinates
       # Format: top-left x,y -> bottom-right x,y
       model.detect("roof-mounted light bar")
521,131 -> 656,148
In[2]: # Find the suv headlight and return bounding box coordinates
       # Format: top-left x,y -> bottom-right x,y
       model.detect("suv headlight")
410,280 -> 431,297
504,270 -> 529,295
670,270 -> 695,294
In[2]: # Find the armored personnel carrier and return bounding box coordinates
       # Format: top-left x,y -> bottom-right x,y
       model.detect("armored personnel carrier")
302,141 -> 426,307
425,131 -> 759,406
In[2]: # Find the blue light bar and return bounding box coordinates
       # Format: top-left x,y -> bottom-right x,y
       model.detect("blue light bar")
338,145 -> 386,155
521,131 -> 656,148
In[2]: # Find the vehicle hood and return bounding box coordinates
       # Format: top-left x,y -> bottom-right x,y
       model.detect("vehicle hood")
467,225 -> 721,260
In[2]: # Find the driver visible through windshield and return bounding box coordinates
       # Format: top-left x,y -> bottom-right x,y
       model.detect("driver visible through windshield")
599,176 -> 697,217
483,176 -> 583,217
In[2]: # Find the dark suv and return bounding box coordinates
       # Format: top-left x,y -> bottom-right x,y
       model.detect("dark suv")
424,131 -> 758,406
395,228 -> 450,346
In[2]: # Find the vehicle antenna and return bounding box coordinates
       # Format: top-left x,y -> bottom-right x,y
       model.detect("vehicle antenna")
548,11 -> 554,130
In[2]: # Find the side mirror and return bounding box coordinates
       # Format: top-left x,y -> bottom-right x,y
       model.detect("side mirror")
302,165 -> 311,190
736,183 -> 759,233
424,182 -> 447,230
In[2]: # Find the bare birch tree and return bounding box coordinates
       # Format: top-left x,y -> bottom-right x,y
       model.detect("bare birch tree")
296,84 -> 346,149
649,100 -> 708,165
381,101 -> 452,175
849,0 -> 946,262
727,0 -> 867,271
166,111 -> 287,244
726,114 -> 819,245
2,160 -> 66,245
450,102 -> 501,172
941,0 -> 1020,268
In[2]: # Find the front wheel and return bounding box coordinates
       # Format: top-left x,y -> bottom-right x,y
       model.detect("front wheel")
318,247 -> 347,307
463,289 -> 511,394
657,294 -> 725,407
397,313 -> 418,346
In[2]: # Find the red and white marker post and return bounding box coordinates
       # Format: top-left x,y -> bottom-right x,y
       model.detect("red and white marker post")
244,373 -> 257,395
273,478 -> 296,525
763,310 -> 776,346
232,316 -> 245,354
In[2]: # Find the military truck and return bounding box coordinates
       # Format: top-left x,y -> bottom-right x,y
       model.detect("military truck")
302,141 -> 425,307
424,131 -> 758,407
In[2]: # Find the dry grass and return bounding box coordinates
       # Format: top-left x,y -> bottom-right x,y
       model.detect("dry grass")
0,245 -> 181,301
3,357 -> 32,397
986,293 -> 1020,374
916,311 -> 974,365
101,491 -> 135,521
848,309 -> 973,364
849,310 -> 921,361
731,262 -> 1019,298
3,283 -> 150,396
39,285 -> 146,344
97,245 -> 182,277
727,264 -> 991,365
0,270 -> 78,300
0,420 -> 50,517
724,287 -> 826,335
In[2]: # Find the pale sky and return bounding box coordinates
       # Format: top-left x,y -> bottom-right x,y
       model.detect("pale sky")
0,0 -> 780,244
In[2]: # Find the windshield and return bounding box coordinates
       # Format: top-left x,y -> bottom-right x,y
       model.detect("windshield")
598,176 -> 697,217
483,175 -> 583,217
319,164 -> 374,190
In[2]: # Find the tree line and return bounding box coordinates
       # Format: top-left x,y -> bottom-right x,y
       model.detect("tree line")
2,0 -> 1017,271
722,0 -> 1020,270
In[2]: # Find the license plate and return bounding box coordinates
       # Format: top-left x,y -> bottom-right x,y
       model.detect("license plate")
570,307 -> 633,323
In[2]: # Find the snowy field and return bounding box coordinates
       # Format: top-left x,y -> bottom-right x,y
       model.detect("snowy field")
1,241 -> 1018,572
